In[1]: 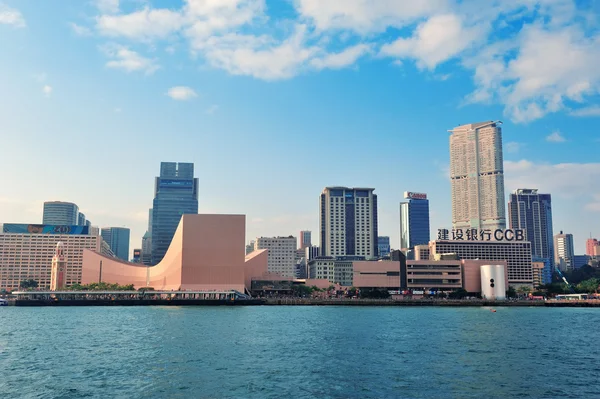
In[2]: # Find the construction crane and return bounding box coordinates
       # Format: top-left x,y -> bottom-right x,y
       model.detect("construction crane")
555,266 -> 576,294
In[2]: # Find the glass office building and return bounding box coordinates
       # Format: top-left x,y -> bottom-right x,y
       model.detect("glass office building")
151,162 -> 198,264
400,192 -> 430,252
508,189 -> 554,266
377,236 -> 391,258
101,227 -> 131,262
43,201 -> 79,225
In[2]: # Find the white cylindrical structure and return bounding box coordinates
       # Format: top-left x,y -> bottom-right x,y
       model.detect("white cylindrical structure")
480,264 -> 506,300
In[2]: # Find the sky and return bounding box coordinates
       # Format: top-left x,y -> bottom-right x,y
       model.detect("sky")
1,0 -> 599,256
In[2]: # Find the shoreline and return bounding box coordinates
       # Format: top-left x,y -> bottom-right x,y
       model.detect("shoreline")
5,298 -> 600,307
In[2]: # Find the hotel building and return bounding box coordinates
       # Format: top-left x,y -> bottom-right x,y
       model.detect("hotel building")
449,121 -> 506,231
0,224 -> 112,291
320,187 -> 378,258
255,236 -> 297,278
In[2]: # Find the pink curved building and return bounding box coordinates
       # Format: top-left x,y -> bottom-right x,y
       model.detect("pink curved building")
82,214 -> 268,293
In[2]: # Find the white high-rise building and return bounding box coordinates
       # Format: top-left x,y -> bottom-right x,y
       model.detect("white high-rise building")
554,231 -> 575,271
255,236 -> 297,277
449,121 -> 506,231
319,187 -> 378,259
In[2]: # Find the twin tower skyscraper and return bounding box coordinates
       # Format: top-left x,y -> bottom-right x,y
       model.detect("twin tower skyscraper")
142,162 -> 199,265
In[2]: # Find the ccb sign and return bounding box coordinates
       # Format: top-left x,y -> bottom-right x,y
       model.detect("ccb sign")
437,228 -> 525,242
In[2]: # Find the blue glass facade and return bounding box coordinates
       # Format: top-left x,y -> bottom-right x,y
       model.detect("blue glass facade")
43,202 -> 79,225
101,227 -> 131,261
378,236 -> 390,257
508,190 -> 554,266
399,198 -> 430,250
151,162 -> 198,264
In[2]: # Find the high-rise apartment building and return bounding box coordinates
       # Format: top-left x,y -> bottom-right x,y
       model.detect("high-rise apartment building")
255,236 -> 297,277
554,231 -> 575,271
320,187 -> 378,258
508,189 -> 554,265
101,227 -> 131,261
399,192 -> 430,252
43,201 -> 79,225
449,121 -> 506,231
151,162 -> 198,264
299,231 -> 312,249
587,238 -> 599,256
378,236 -> 391,258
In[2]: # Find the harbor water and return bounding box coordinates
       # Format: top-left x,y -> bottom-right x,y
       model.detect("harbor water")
1,306 -> 599,398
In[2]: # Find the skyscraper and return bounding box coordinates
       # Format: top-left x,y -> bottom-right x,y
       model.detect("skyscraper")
399,191 -> 430,252
377,236 -> 391,258
43,201 -> 79,225
299,230 -> 312,249
319,187 -> 378,258
101,227 -> 131,261
77,212 -> 86,226
151,162 -> 198,264
554,231 -> 575,271
508,189 -> 554,265
449,121 -> 506,231
141,209 -> 153,265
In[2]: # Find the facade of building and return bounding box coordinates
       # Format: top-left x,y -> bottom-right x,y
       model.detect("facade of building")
480,265 -> 507,300
43,201 -> 79,225
399,192 -> 430,252
82,214 -> 269,293
307,256 -> 361,286
508,189 -> 554,265
299,231 -> 312,249
305,246 -> 320,261
77,213 -> 86,227
141,208 -> 153,266
430,239 -> 532,286
574,255 -> 589,269
101,227 -> 131,261
554,231 -> 575,271
414,245 -> 431,261
0,225 -> 111,291
151,162 -> 199,264
449,121 -> 506,231
255,236 -> 297,278
245,241 -> 255,255
406,260 -> 462,290
532,257 -> 552,286
377,236 -> 391,258
586,238 -> 599,257
320,187 -> 378,258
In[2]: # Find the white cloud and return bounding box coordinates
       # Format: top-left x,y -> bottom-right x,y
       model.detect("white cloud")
295,0 -> 448,33
102,44 -> 159,74
505,160 -> 600,198
546,131 -> 566,143
505,142 -> 523,153
42,85 -> 52,97
205,104 -> 219,114
70,22 -> 92,36
570,105 -> 600,117
97,8 -> 183,40
166,86 -> 198,100
379,14 -> 486,69
310,44 -> 371,70
0,3 -> 26,27
96,0 -> 119,14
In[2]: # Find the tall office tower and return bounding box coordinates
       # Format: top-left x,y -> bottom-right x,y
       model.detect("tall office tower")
77,213 -> 86,226
43,201 -> 79,225
255,236 -> 297,277
378,236 -> 391,258
508,189 -> 554,265
399,192 -> 430,253
319,187 -> 378,258
554,231 -> 575,271
101,227 -> 131,261
587,238 -> 599,256
299,231 -> 312,249
151,162 -> 198,264
449,121 -> 506,231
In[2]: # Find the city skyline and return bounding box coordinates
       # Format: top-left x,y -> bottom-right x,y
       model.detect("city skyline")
1,0 -> 599,255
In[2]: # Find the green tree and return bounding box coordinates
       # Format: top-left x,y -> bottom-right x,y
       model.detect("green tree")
19,279 -> 39,290
448,288 -> 468,299
576,278 -> 600,294
506,286 -> 517,298
517,285 -> 532,297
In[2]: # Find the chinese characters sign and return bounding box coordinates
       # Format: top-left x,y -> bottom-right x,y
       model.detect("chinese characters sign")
437,228 -> 525,242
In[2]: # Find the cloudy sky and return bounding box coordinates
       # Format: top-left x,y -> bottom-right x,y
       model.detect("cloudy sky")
1,0 -> 599,255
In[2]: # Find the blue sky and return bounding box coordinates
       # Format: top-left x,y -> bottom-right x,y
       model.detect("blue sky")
1,0 -> 599,255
